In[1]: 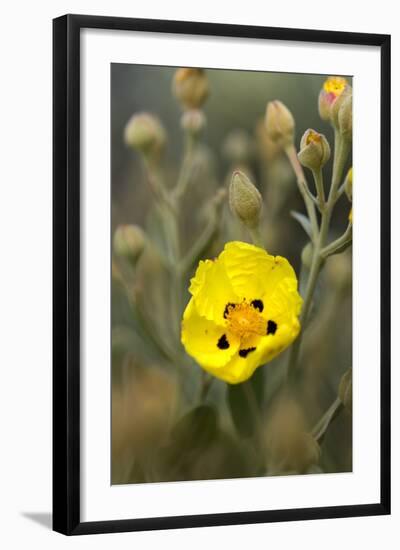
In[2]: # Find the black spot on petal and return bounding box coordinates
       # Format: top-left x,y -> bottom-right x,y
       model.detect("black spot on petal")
217,334 -> 230,349
239,347 -> 256,358
267,320 -> 277,335
223,303 -> 236,319
251,299 -> 264,312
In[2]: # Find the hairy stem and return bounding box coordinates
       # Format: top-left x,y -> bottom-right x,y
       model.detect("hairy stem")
286,132 -> 351,381
242,381 -> 263,437
321,223 -> 352,258
173,133 -> 197,200
179,190 -> 226,274
312,168 -> 325,211
249,226 -> 264,248
285,144 -> 319,241
311,397 -> 344,444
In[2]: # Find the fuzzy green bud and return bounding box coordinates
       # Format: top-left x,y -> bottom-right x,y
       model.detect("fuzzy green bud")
173,68 -> 209,110
229,170 -> 263,229
265,100 -> 295,148
298,129 -> 331,171
338,93 -> 352,137
331,85 -> 352,129
113,224 -> 146,265
124,113 -> 166,158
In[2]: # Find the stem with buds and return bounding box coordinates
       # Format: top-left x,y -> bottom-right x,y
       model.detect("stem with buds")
286,132 -> 351,381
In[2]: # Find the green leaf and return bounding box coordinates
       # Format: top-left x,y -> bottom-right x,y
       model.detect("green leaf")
227,367 -> 264,438
291,210 -> 313,239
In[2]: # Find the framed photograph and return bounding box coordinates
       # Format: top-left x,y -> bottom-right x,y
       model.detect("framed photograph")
53,14 -> 391,535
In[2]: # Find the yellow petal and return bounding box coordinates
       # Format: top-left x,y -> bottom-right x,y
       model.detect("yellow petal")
221,241 -> 297,303
189,257 -> 239,323
181,298 -> 240,369
213,321 -> 299,384
262,277 -> 303,325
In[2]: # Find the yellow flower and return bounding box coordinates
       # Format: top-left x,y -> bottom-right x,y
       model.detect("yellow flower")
181,241 -> 302,384
318,76 -> 347,121
323,76 -> 347,96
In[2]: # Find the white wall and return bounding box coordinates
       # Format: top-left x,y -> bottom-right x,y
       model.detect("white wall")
0,0 -> 398,548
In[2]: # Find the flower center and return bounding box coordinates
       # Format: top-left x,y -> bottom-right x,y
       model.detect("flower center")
305,130 -> 322,145
323,76 -> 347,97
225,302 -> 266,340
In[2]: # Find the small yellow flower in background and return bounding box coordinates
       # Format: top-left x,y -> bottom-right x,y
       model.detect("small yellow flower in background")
181,241 -> 302,384
318,76 -> 347,121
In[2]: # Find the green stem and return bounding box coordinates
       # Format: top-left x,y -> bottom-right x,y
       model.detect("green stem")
179,197 -> 223,274
285,144 -> 319,242
311,397 -> 344,444
286,252 -> 323,381
199,372 -> 213,403
118,275 -> 179,364
321,223 -> 352,258
143,158 -> 172,208
312,168 -> 325,211
173,132 -> 196,200
242,382 -> 263,437
330,134 -> 351,201
286,133 -> 351,382
249,226 -> 264,248
144,161 -> 183,342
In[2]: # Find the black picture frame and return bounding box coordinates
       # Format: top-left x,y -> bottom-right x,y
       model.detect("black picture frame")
53,14 -> 391,535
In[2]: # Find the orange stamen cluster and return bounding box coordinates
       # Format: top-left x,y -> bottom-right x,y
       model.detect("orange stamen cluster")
225,302 -> 266,340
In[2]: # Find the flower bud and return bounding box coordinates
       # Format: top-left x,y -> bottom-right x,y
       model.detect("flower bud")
345,167 -> 353,201
265,100 -> 295,148
172,68 -> 209,110
298,129 -> 331,171
180,109 -> 206,136
124,113 -> 166,158
255,118 -> 282,162
113,224 -> 146,265
331,85 -> 352,129
338,92 -> 352,137
318,76 -> 347,122
229,171 -> 263,229
338,368 -> 352,413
